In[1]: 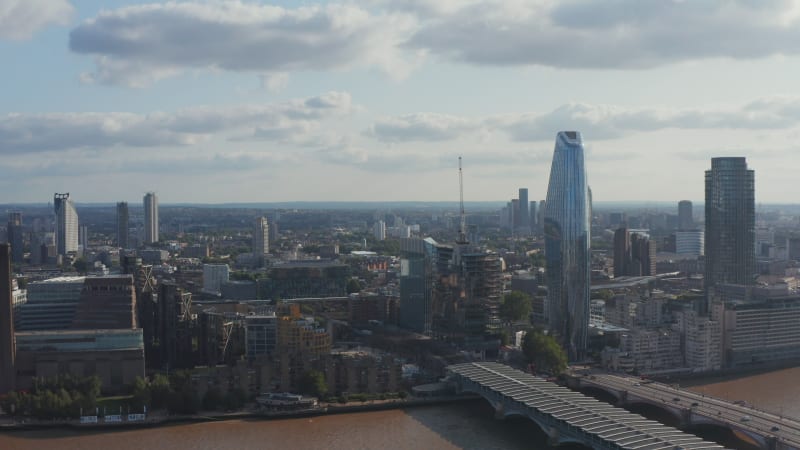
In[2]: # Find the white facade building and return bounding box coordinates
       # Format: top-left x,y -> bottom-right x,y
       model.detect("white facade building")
676,231 -> 704,256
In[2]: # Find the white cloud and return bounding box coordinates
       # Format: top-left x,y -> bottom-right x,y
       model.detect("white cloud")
0,0 -> 73,40
69,1 -> 418,86
367,113 -> 477,142
366,97 -> 800,143
408,0 -> 800,69
0,92 -> 353,152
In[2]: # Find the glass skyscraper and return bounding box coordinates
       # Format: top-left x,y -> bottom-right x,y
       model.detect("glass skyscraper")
543,131 -> 590,361
704,157 -> 755,312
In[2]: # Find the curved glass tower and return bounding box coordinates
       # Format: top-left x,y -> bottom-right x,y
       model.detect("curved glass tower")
543,131 -> 590,361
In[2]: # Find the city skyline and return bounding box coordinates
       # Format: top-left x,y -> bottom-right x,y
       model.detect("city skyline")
3,1 -> 800,203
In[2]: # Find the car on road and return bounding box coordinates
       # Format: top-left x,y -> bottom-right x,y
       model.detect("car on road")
741,415 -> 751,422
691,402 -> 699,407
673,397 -> 680,402
771,426 -> 780,432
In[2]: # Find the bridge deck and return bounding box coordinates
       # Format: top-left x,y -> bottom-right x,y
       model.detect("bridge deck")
448,362 -> 725,450
581,372 -> 800,448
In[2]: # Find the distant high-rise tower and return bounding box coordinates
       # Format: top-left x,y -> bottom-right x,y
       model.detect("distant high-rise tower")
678,200 -> 693,230
0,243 -> 15,393
117,202 -> 129,249
543,131 -> 591,361
373,220 -> 386,241
518,188 -> 529,231
54,193 -> 78,256
7,212 -> 23,264
143,192 -> 159,244
253,217 -> 269,258
529,201 -> 537,231
613,227 -> 630,278
704,157 -> 755,312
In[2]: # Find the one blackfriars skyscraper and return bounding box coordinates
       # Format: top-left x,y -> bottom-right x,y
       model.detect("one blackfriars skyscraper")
543,131 -> 591,361
144,192 -> 159,244
704,157 -> 755,311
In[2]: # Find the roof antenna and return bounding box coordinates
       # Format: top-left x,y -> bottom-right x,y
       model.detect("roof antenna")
457,156 -> 469,245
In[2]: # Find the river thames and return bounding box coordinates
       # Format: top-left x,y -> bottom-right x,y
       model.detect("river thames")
3,367 -> 799,450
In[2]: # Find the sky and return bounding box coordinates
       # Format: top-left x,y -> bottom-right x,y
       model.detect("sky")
2,0 -> 800,204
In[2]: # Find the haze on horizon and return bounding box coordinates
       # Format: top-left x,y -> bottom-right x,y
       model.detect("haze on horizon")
3,0 -> 800,204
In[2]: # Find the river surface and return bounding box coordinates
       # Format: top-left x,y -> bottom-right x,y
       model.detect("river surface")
3,367 -> 800,450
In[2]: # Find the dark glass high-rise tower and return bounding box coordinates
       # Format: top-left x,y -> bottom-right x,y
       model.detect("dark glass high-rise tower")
116,202 -> 129,249
543,131 -> 590,361
704,157 -> 755,312
678,200 -> 693,230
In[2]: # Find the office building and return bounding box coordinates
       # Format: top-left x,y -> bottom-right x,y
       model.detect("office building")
529,201 -> 537,231
245,314 -> 277,359
543,131 -> 591,360
518,188 -> 529,230
7,212 -> 23,264
1,244 -> 15,393
54,193 -> 78,256
16,276 -> 85,331
203,263 -> 230,295
613,228 -> 630,278
253,216 -> 269,258
398,238 -> 433,335
373,220 -> 386,241
678,200 -> 693,230
78,225 -> 88,250
116,202 -> 129,248
676,231 -> 704,256
143,192 -> 159,244
70,275 -> 137,330
704,157 -> 755,311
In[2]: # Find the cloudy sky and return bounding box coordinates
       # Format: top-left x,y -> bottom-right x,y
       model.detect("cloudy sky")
2,0 -> 800,204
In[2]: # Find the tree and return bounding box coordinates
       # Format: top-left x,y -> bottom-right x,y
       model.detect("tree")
521,330 -> 568,376
298,370 -> 328,398
499,291 -> 533,323
202,386 -> 224,411
346,278 -> 362,294
150,374 -> 171,410
73,258 -> 89,275
131,376 -> 151,410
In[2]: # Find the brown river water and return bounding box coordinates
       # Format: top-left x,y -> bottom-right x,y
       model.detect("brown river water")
3,367 -> 800,450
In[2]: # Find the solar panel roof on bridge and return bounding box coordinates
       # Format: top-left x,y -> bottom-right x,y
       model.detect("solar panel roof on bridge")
448,362 -> 726,450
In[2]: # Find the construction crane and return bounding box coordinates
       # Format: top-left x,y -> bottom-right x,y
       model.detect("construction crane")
457,156 -> 469,245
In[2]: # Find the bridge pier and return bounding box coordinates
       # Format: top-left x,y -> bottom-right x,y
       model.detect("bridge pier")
617,390 -> 628,407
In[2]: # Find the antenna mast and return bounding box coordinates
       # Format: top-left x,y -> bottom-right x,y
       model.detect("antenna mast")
457,156 -> 468,245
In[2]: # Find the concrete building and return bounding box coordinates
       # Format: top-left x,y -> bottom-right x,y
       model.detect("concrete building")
253,216 -> 270,261
143,192 -> 159,244
54,193 -> 79,256
71,275 -> 137,330
116,202 -> 129,249
721,297 -> 800,367
15,329 -> 144,392
544,131 -> 591,360
518,188 -> 529,232
258,261 -> 349,300
203,264 -> 230,295
679,308 -> 722,372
